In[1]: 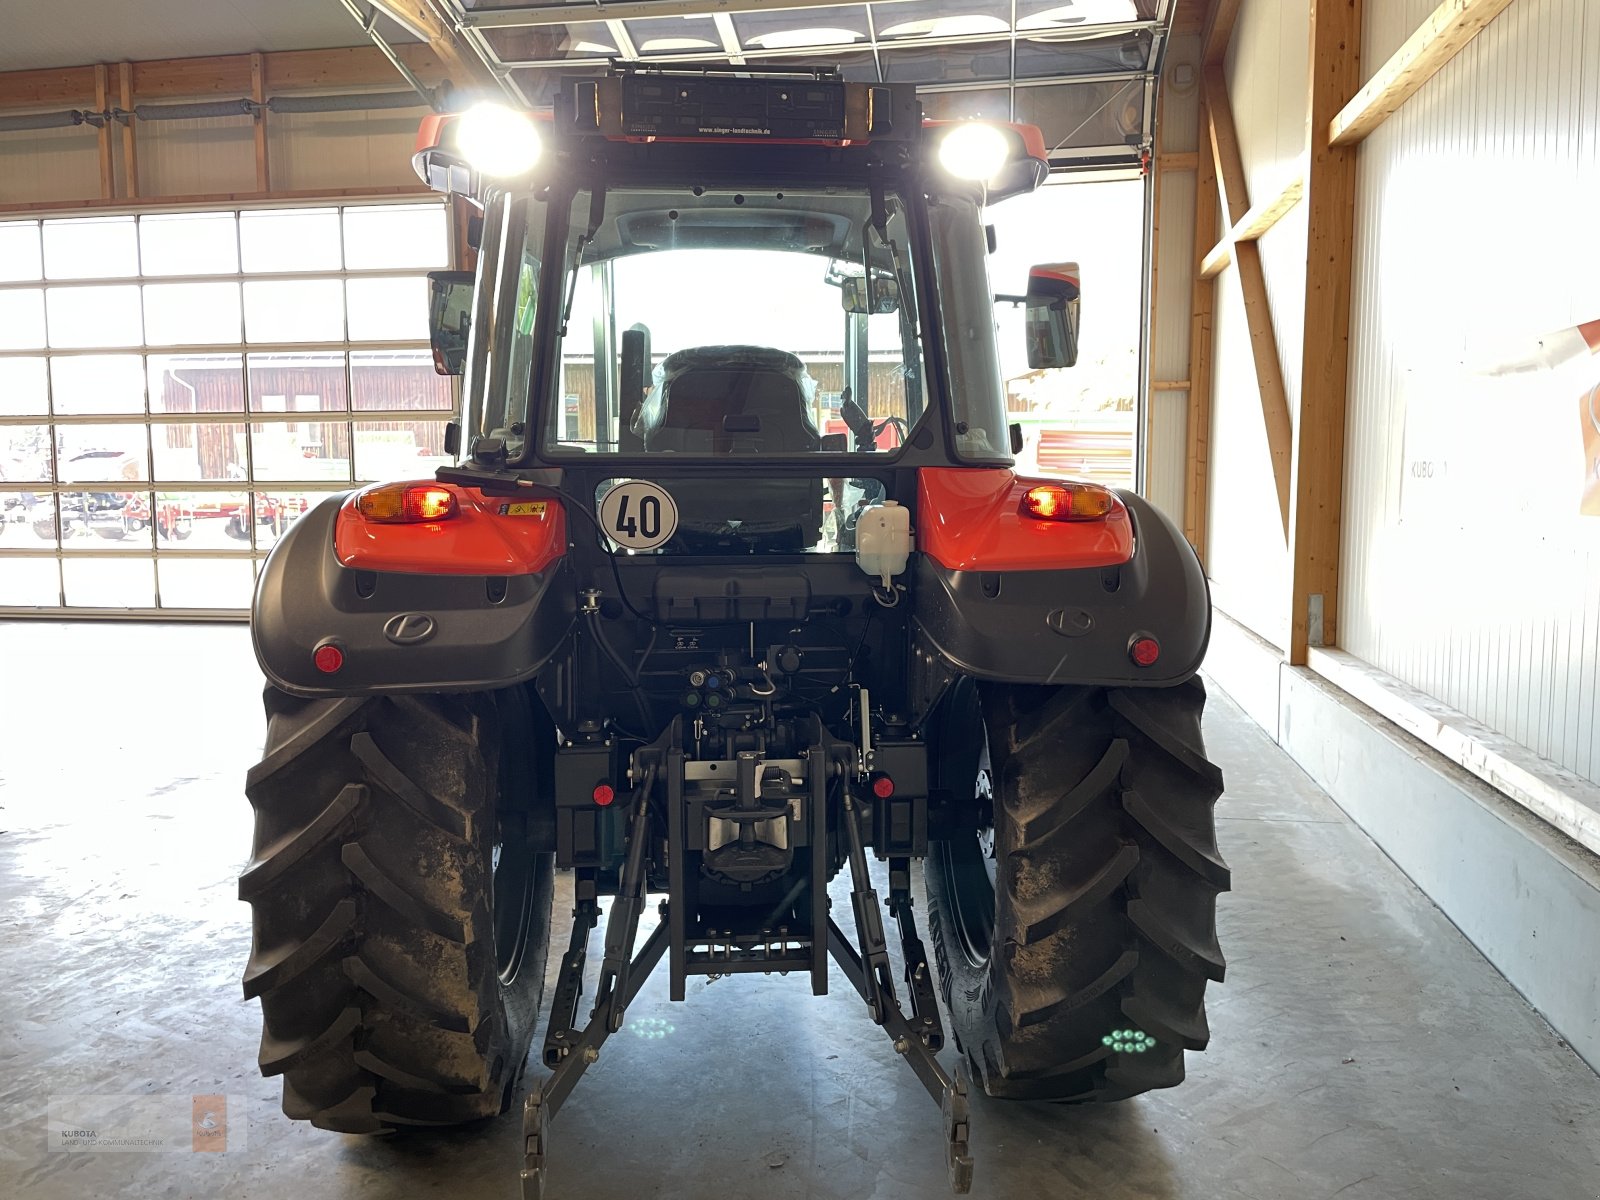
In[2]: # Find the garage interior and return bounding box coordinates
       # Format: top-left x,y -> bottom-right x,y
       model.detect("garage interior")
2,2 -> 1599,1199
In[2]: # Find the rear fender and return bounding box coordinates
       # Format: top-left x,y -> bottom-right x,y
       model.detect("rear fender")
911,488 -> 1209,690
251,494 -> 574,697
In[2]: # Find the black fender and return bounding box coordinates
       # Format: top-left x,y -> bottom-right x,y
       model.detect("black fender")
911,491 -> 1209,688
251,495 -> 575,697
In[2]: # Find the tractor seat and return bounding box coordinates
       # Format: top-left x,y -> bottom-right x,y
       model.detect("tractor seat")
639,345 -> 821,455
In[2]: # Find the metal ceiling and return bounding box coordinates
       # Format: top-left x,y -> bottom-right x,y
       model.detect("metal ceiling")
440,0 -> 1179,169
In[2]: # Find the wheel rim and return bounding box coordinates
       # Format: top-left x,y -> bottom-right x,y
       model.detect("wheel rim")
491,693 -> 538,985
936,682 -> 998,969
492,813 -> 535,984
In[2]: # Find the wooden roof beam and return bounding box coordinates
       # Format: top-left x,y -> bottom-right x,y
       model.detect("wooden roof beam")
363,0 -> 498,95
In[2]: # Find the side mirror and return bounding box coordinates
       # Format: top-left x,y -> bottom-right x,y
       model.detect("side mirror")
840,275 -> 900,315
1024,262 -> 1081,370
427,270 -> 475,376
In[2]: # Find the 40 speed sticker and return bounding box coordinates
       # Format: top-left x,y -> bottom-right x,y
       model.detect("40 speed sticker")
597,480 -> 678,551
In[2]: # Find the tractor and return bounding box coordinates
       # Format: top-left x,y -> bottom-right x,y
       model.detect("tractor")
241,64 -> 1226,1198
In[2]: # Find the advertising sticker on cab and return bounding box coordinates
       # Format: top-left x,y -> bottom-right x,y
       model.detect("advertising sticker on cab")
598,480 -> 678,551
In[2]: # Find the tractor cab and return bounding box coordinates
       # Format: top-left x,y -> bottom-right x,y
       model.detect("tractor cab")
414,65 -> 1077,553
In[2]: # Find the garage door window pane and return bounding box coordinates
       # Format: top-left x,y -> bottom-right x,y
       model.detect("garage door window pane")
144,281 -> 243,346
140,212 -> 239,275
62,557 -> 155,606
152,422 -> 248,481
346,276 -> 429,341
46,285 -> 143,348
43,217 -> 139,279
0,556 -> 59,605
244,280 -> 344,343
51,355 -> 146,415
0,357 -> 49,415
248,352 -> 347,412
0,289 -> 47,350
150,354 -> 246,415
342,205 -> 448,270
58,487 -> 155,550
57,429 -> 150,480
156,488 -> 251,542
1,424 -> 52,481
252,490 -> 320,548
0,222 -> 43,282
354,419 -> 452,480
240,208 -> 342,272
16,492 -> 58,545
157,558 -> 255,608
251,421 -> 351,481
351,350 -> 452,411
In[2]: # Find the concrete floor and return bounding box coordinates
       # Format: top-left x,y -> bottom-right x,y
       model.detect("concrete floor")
2,622 -> 1598,1200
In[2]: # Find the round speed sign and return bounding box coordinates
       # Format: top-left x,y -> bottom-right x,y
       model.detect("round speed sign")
597,480 -> 679,551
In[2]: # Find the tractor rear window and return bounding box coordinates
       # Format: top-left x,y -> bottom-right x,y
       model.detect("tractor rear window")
538,185 -> 925,458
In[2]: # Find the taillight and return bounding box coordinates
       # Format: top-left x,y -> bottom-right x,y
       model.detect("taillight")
1020,482 -> 1116,521
354,481 -> 459,523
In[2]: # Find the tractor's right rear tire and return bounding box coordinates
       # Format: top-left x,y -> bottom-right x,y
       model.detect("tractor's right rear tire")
241,685 -> 554,1132
925,676 -> 1228,1103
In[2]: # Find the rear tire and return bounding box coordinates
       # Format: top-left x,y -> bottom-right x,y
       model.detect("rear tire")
241,686 -> 554,1131
925,676 -> 1227,1102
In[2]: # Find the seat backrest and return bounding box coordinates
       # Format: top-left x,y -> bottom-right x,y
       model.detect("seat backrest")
641,346 -> 819,454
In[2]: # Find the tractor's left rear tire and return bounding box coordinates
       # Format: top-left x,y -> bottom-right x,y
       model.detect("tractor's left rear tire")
241,686 -> 554,1132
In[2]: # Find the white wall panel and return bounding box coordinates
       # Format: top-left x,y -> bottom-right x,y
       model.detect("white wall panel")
0,99 -> 427,210
1151,168 -> 1196,382
1198,0 -> 1309,648
139,115 -> 255,197
1342,0 -> 1600,784
1207,258 -> 1291,647
1145,388 -> 1188,518
0,126 -> 101,206
267,108 -> 425,193
1225,0 -> 1309,209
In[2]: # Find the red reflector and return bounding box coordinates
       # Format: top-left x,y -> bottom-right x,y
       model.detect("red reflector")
871,774 -> 895,799
1129,636 -> 1161,667
313,643 -> 344,674
592,783 -> 615,807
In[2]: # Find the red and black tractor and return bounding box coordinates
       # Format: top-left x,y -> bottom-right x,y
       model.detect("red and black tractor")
241,65 -> 1226,1198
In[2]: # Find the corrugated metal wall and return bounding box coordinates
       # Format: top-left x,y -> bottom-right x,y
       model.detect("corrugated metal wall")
1342,0 -> 1600,784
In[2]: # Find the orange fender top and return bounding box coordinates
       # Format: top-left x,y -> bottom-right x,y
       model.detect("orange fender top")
916,468 -> 1134,572
334,485 -> 567,576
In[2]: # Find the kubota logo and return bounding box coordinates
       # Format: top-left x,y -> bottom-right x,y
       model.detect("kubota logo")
383,613 -> 437,645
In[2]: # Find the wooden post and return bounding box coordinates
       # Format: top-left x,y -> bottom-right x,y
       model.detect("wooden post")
117,61 -> 137,199
93,64 -> 114,199
1288,0 -> 1363,662
1184,87 -> 1218,563
1205,67 -> 1293,538
251,52 -> 270,192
